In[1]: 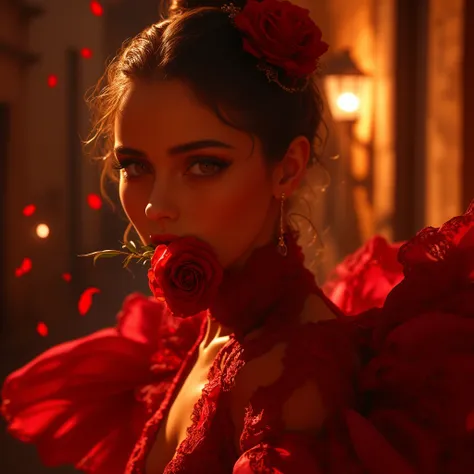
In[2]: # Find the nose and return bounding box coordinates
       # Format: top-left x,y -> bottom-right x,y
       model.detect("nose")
144,183 -> 179,224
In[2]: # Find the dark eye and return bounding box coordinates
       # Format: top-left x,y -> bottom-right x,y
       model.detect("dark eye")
113,159 -> 150,179
187,158 -> 230,177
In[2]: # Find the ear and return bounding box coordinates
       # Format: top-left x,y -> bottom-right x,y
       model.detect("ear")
272,136 -> 310,198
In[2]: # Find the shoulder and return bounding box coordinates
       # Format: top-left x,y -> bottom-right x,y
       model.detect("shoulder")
229,292 -> 359,450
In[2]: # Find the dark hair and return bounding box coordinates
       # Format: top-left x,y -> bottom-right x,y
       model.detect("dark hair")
87,0 -> 326,189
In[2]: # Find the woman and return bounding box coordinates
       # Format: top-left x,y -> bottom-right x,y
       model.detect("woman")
2,0 -> 474,473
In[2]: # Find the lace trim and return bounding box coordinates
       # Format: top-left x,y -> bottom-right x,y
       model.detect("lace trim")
125,316 -> 207,473
398,201 -> 474,271
247,443 -> 275,473
126,244 -> 322,472
163,337 -> 242,472
163,275 -> 319,470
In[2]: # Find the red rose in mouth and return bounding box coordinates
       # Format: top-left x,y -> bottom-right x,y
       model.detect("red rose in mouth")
147,237 -> 223,318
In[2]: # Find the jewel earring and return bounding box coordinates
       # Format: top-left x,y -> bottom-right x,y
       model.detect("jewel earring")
277,193 -> 288,257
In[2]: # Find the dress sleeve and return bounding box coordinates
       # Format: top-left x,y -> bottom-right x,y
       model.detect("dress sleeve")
233,200 -> 474,474
230,311 -> 361,474
1,293 -> 195,474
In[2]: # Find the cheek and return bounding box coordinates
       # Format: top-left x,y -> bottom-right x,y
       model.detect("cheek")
119,180 -> 149,231
212,184 -> 269,227
197,173 -> 274,264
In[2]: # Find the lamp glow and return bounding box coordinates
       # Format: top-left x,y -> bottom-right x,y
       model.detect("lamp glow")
321,50 -> 369,122
336,92 -> 360,113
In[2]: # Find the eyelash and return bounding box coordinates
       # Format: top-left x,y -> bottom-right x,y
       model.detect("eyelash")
112,157 -> 230,178
112,158 -> 145,171
186,157 -> 230,177
111,159 -> 149,179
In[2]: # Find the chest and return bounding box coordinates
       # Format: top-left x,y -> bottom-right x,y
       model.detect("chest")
145,339 -> 229,473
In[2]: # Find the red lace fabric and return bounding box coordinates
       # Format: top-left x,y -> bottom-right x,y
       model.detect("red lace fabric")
125,234 -> 359,473
339,201 -> 474,474
2,201 -> 474,474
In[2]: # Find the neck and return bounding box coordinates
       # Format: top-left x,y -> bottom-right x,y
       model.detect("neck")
206,230 -> 317,338
201,314 -> 233,348
203,232 -> 279,342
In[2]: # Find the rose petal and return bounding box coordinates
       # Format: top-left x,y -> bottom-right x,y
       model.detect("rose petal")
78,287 -> 101,316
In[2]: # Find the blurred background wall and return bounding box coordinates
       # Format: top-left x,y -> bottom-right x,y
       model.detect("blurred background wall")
0,0 -> 473,472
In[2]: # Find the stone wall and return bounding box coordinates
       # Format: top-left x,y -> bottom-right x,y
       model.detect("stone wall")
3,0 -> 105,346
301,0 -> 467,237
294,0 -> 396,269
425,0 -> 465,225
1,1 -> 41,336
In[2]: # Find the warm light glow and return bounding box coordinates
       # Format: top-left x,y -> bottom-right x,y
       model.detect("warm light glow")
336,92 -> 360,113
323,74 -> 370,122
36,223 -> 50,239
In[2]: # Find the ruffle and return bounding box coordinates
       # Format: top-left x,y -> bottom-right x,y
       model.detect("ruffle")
4,198 -> 474,474
1,293 -> 200,473
339,201 -> 474,473
323,235 -> 404,316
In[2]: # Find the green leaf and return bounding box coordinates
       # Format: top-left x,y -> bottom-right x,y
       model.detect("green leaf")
80,241 -> 156,269
80,249 -> 123,258
122,241 -> 139,253
122,254 -> 135,268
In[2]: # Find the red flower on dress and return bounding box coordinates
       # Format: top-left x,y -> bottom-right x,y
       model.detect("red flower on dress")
323,236 -> 405,316
233,0 -> 329,78
147,237 -> 223,318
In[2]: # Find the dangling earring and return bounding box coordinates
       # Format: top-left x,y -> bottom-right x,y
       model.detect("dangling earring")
277,193 -> 288,257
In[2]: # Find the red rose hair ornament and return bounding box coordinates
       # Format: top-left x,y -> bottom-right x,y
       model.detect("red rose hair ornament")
223,0 -> 329,92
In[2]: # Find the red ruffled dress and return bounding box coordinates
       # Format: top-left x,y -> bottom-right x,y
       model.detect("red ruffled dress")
2,201 -> 474,473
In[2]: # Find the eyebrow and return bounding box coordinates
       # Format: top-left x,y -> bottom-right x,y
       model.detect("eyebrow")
114,139 -> 234,158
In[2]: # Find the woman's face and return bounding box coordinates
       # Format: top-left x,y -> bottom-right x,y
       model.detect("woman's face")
114,79 -> 280,268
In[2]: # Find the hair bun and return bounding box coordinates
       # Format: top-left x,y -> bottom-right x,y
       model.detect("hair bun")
167,0 -> 247,16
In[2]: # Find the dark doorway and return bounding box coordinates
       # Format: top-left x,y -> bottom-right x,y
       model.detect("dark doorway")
0,102 -> 10,326
393,0 -> 429,240
463,0 -> 474,208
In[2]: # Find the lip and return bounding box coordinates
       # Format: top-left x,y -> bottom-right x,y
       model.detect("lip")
149,234 -> 180,246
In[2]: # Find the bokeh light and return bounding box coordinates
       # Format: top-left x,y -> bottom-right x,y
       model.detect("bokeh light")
81,47 -> 93,59
47,75 -> 58,88
36,223 -> 50,239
